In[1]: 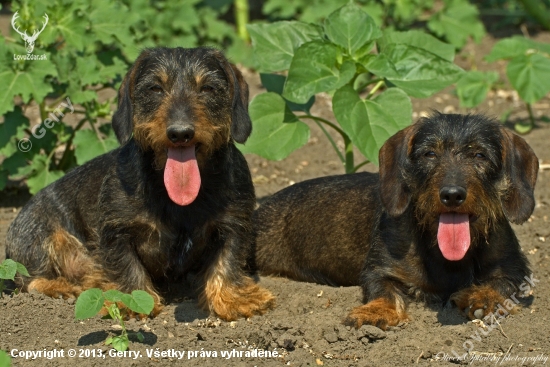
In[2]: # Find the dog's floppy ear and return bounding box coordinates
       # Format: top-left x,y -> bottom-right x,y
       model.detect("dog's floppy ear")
378,124 -> 417,216
211,50 -> 252,144
112,51 -> 150,145
500,128 -> 539,224
227,64 -> 252,143
112,69 -> 135,145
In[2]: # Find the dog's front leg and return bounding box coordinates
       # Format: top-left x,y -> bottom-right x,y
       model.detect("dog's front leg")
199,236 -> 275,321
344,278 -> 409,330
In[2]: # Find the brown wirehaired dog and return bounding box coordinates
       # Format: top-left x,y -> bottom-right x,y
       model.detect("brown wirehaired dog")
6,47 -> 274,320
253,112 -> 538,329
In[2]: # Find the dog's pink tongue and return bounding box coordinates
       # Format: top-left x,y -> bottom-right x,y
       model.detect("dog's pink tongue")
164,146 -> 201,206
437,213 -> 470,261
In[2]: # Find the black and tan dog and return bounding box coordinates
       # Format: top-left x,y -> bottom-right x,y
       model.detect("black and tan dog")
253,112 -> 538,329
6,47 -> 274,320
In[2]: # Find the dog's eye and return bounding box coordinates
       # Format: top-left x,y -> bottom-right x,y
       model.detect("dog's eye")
424,151 -> 437,158
475,153 -> 485,159
200,85 -> 215,93
149,85 -> 163,94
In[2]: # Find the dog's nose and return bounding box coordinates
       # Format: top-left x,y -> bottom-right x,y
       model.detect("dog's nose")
167,125 -> 195,144
439,186 -> 467,207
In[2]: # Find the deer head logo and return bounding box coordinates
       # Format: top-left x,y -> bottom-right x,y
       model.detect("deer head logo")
11,11 -> 49,54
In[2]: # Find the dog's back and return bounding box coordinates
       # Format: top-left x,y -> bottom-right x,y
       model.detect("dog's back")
254,172 -> 380,286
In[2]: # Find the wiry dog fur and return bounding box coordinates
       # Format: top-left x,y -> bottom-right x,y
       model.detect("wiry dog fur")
253,113 -> 538,329
6,47 -> 274,320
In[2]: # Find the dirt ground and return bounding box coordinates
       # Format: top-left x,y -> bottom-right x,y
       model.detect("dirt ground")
1,33 -> 550,366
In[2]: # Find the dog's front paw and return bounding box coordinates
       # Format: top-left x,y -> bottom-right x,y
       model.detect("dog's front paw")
203,277 -> 275,321
344,298 -> 408,330
451,285 -> 516,320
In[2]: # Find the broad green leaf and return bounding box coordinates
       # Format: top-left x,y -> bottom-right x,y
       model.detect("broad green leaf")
0,62 -> 57,116
120,290 -> 155,315
15,262 -> 30,277
238,93 -> 310,161
283,41 -> 356,103
427,0 -> 485,49
0,259 -> 18,280
89,0 -> 135,46
248,22 -> 323,72
103,289 -> 124,303
324,2 -> 381,55
260,73 -> 314,112
0,350 -> 10,367
110,335 -> 129,352
378,30 -> 455,62
75,288 -> 105,319
333,86 -> 412,164
507,53 -> 550,104
26,166 -> 64,195
486,36 -> 550,62
0,107 -> 30,156
456,71 -> 499,108
367,43 -> 463,98
73,128 -> 119,165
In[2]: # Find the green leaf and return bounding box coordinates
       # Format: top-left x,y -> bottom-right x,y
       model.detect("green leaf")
0,106 -> 30,156
89,0 -> 135,47
367,43 -> 463,98
0,259 -> 18,281
486,36 -> 550,62
260,73 -> 314,112
110,335 -> 129,352
120,290 -> 155,315
507,53 -> 550,104
247,21 -> 324,73
0,62 -> 57,116
333,86 -> 412,164
427,0 -> 485,49
456,71 -> 499,108
323,2 -> 381,55
15,262 -> 30,277
135,332 -> 145,343
73,128 -> 119,165
103,289 -> 124,303
283,41 -> 356,103
105,336 -> 113,345
238,93 -> 310,160
0,350 -> 10,367
514,121 -> 533,134
378,30 -> 455,62
75,288 -> 105,319
26,160 -> 64,195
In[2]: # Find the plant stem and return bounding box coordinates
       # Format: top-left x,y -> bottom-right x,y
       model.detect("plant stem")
352,160 -> 370,173
312,120 -> 345,163
344,136 -> 354,173
526,102 -> 536,128
234,0 -> 250,42
367,80 -> 384,99
57,118 -> 88,170
519,0 -> 550,30
356,78 -> 383,93
298,114 -> 347,137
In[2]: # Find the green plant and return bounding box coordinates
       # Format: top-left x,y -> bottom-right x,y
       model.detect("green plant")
0,259 -> 29,296
0,0 -> 249,195
75,288 -> 154,352
262,0 -> 485,50
0,350 -> 11,367
456,36 -> 550,133
244,2 -> 463,172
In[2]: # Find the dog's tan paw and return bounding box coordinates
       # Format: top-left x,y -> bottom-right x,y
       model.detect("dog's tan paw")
451,285 -> 517,320
344,298 -> 408,330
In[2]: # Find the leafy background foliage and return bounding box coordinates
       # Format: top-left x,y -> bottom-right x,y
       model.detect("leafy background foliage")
0,0 -> 549,192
